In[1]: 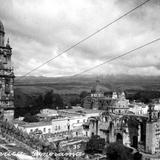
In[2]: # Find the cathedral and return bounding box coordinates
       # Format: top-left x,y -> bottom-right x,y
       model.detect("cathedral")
0,20 -> 14,121
83,80 -> 129,114
83,80 -> 113,110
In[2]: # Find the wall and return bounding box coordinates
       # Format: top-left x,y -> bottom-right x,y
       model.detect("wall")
146,123 -> 154,154
146,121 -> 160,154
52,118 -> 68,133
21,124 -> 52,134
3,110 -> 14,121
51,116 -> 87,136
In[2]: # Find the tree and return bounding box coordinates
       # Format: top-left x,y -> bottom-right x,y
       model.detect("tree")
34,94 -> 44,109
43,90 -> 64,109
80,91 -> 88,99
133,151 -> 142,160
53,94 -> 64,109
80,91 -> 89,107
69,97 -> 80,106
23,113 -> 39,123
43,90 -> 54,108
85,135 -> 105,154
106,142 -> 133,160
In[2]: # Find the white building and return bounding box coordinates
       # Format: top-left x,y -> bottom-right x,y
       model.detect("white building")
129,102 -> 148,115
40,108 -> 58,116
15,108 -> 102,138
17,121 -> 52,134
51,115 -> 88,137
154,104 -> 160,111
15,115 -> 88,136
58,108 -> 102,118
36,108 -> 58,120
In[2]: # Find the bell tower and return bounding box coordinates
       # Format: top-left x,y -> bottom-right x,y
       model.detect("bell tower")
0,20 -> 15,121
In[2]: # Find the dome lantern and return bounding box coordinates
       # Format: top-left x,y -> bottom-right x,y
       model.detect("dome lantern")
6,38 -> 11,49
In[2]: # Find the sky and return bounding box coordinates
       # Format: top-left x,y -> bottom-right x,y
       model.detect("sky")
0,0 -> 160,77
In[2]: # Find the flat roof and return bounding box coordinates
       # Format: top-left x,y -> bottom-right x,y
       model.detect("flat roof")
13,119 -> 27,125
20,121 -> 52,128
59,108 -> 103,114
51,115 -> 87,122
37,113 -> 58,117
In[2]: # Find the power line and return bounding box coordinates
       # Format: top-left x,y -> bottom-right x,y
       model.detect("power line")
18,0 -> 151,79
72,37 -> 160,77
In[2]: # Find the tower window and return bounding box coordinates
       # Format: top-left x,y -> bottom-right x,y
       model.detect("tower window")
55,126 -> 57,130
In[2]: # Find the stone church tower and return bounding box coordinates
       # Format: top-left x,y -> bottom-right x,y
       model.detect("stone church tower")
0,20 -> 14,121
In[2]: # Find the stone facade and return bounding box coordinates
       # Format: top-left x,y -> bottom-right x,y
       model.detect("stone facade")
83,80 -> 112,110
83,80 -> 129,114
109,92 -> 129,114
145,104 -> 160,154
83,112 -> 147,150
146,119 -> 160,154
0,20 -> 14,121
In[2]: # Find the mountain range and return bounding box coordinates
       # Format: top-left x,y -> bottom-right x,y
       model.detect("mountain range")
15,74 -> 160,95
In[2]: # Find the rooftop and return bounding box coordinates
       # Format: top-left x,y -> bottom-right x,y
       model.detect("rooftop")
19,121 -> 52,128
37,113 -> 58,117
59,108 -> 103,115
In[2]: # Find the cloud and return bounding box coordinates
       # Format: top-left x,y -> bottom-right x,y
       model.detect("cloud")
0,0 -> 160,77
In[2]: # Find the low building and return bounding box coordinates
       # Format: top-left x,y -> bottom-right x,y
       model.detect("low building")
51,115 -> 88,137
15,114 -> 89,138
14,108 -> 103,142
129,102 -> 148,115
17,121 -> 52,134
40,108 -> 58,116
58,108 -> 102,118
154,104 -> 160,111
36,108 -> 59,121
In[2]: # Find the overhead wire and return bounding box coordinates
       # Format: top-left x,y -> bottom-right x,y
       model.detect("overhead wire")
17,0 -> 151,80
71,37 -> 160,77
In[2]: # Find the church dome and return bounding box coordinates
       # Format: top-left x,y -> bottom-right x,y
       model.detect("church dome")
91,80 -> 111,93
0,20 -> 4,33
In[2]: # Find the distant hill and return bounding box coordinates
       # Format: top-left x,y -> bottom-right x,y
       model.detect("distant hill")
15,74 -> 160,94
14,75 -> 160,115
